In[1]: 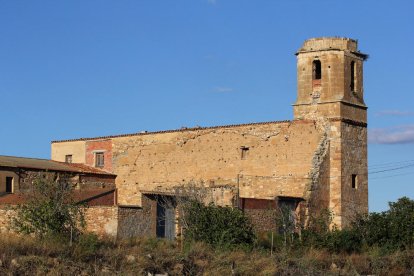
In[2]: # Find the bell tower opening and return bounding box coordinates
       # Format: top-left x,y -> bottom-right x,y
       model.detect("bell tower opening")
350,61 -> 356,92
293,37 -> 368,123
312,60 -> 322,89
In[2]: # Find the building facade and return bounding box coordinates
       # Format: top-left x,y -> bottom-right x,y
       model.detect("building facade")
50,37 -> 368,236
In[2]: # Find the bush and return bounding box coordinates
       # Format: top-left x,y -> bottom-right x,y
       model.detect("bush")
354,197 -> 414,250
301,197 -> 414,253
12,173 -> 86,241
181,200 -> 255,248
326,228 -> 362,253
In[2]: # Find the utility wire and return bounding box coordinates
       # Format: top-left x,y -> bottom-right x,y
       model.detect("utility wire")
370,171 -> 414,180
369,163 -> 414,174
368,160 -> 414,170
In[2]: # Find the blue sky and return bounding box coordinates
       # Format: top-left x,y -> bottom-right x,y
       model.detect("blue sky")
1,0 -> 413,212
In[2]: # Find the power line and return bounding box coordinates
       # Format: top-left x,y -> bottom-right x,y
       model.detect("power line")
369,163 -> 414,175
370,171 -> 414,180
368,160 -> 414,170
369,159 -> 414,168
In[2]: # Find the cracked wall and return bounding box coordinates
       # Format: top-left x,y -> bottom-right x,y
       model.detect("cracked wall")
52,121 -> 325,207
109,121 -> 323,206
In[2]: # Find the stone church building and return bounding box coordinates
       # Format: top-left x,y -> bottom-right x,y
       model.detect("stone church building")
50,37 -> 368,238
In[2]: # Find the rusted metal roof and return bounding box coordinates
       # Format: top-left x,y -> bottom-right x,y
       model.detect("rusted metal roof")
0,188 -> 115,205
0,155 -> 114,175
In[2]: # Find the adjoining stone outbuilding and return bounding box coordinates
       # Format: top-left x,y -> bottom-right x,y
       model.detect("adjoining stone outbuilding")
50,37 -> 369,238
0,155 -> 119,237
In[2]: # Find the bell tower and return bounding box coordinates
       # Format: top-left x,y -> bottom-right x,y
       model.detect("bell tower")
294,37 -> 369,228
293,37 -> 368,123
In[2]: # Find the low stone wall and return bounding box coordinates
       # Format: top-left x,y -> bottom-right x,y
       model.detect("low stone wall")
0,206 -> 119,238
84,206 -> 118,238
0,208 -> 16,233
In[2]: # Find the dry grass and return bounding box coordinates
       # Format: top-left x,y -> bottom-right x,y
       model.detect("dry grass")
0,234 -> 413,275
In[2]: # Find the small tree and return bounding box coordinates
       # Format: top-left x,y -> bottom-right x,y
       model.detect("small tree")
12,172 -> 86,240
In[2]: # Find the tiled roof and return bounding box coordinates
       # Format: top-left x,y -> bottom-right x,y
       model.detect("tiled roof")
51,118 -> 367,144
0,155 -> 114,175
51,120 -> 292,143
0,188 -> 115,205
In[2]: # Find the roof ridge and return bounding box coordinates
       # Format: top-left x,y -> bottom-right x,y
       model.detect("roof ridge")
51,120 -> 292,143
0,155 -> 51,161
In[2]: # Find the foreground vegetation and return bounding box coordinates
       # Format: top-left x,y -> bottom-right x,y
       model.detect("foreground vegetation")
0,234 -> 413,275
8,175 -> 414,275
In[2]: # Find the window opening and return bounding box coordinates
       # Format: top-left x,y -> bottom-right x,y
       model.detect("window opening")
6,177 -> 13,193
350,61 -> 356,91
65,154 -> 73,163
95,152 -> 105,168
312,60 -> 322,80
240,146 -> 249,160
352,174 -> 357,189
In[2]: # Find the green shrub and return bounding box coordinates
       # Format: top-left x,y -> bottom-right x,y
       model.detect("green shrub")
355,197 -> 414,251
181,200 -> 255,248
302,197 -> 414,253
326,229 -> 362,253
11,173 -> 86,241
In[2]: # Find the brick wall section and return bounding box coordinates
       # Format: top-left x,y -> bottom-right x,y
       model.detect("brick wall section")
85,139 -> 112,172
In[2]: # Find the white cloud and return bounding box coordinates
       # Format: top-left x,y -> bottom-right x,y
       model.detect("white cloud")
369,125 -> 414,144
375,110 -> 414,117
213,87 -> 234,93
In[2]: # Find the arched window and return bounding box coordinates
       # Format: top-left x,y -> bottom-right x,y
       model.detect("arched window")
350,61 -> 356,91
312,60 -> 321,80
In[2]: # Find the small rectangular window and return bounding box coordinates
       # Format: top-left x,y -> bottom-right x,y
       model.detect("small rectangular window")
352,174 -> 357,189
65,155 -> 73,163
241,146 -> 249,160
95,152 -> 105,167
6,177 -> 13,193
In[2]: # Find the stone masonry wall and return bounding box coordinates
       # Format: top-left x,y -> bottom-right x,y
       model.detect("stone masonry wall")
83,206 -> 118,238
340,122 -> 368,226
0,208 -> 15,233
117,194 -> 157,239
110,120 -> 323,206
0,206 -> 119,238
